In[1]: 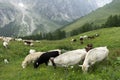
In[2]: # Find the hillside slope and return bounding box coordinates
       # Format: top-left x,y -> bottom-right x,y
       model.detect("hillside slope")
62,0 -> 120,32
0,27 -> 120,80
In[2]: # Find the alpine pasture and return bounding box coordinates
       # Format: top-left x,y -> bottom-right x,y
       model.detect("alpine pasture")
0,27 -> 120,80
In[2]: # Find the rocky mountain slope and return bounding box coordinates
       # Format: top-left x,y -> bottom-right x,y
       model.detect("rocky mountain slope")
0,0 -> 112,36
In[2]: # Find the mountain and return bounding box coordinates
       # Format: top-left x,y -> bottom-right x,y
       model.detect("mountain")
0,0 -> 111,36
62,0 -> 120,32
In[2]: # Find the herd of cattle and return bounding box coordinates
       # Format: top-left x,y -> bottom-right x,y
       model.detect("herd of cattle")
71,33 -> 99,44
0,34 -> 109,73
22,46 -> 109,73
0,36 -> 35,48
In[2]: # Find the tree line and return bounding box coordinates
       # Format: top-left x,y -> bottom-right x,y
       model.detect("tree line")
102,15 -> 120,28
21,29 -> 66,40
22,14 -> 120,40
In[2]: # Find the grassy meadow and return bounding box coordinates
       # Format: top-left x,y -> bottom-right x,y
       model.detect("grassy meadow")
0,27 -> 120,80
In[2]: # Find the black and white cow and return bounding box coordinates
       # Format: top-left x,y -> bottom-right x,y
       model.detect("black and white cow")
34,51 -> 60,68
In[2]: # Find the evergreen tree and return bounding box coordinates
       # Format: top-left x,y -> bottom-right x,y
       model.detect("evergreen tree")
104,15 -> 120,27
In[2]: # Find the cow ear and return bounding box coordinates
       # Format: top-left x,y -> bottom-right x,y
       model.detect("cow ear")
78,65 -> 82,67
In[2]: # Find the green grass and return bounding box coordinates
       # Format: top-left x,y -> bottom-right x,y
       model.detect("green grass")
0,27 -> 120,80
62,0 -> 120,32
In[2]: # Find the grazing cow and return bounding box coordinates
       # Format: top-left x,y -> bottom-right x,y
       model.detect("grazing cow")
71,38 -> 77,42
22,52 -> 44,68
85,44 -> 93,52
24,40 -> 33,46
34,51 -> 60,68
3,37 -> 13,42
88,36 -> 95,39
4,59 -> 9,64
15,38 -> 23,41
80,36 -> 84,44
83,35 -> 88,39
79,46 -> 109,72
3,41 -> 9,48
48,49 -> 87,68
